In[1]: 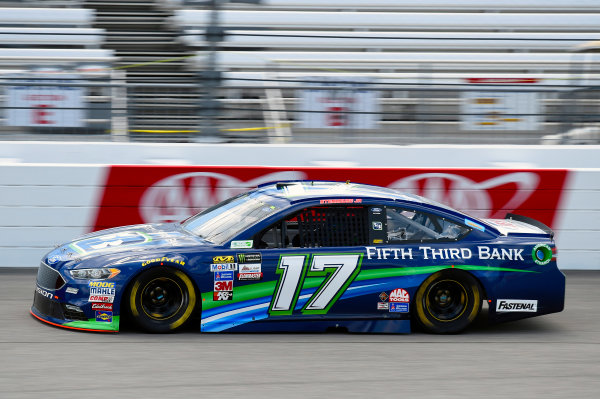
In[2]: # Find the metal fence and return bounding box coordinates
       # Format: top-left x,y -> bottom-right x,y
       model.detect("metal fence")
1,73 -> 599,144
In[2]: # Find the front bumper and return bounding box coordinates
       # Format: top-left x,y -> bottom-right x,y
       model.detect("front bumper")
31,264 -> 120,332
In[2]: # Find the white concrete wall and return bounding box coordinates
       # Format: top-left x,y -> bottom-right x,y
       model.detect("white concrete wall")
0,142 -> 598,270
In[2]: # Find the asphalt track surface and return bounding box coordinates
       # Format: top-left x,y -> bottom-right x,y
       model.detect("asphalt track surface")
1,269 -> 598,399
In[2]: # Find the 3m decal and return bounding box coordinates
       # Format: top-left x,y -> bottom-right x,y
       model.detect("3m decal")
214,280 -> 233,292
496,299 -> 537,312
269,254 -> 363,315
389,288 -> 410,303
532,244 -> 552,265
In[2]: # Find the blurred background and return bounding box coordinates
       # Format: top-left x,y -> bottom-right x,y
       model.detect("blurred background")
0,0 -> 599,271
1,0 -> 600,144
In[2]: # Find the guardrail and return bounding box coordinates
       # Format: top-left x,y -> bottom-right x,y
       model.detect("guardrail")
0,143 -> 598,269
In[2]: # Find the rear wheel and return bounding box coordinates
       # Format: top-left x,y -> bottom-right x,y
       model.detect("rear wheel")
128,267 -> 197,333
414,270 -> 482,334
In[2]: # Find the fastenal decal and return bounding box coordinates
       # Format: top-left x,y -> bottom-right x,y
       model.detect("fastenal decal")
496,299 -> 538,312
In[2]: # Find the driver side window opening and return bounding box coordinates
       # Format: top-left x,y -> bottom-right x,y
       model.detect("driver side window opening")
257,206 -> 369,249
386,207 -> 469,243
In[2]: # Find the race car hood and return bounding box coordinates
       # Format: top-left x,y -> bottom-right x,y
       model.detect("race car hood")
482,218 -> 548,236
45,223 -> 204,264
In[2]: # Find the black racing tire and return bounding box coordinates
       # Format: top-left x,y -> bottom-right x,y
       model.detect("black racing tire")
128,267 -> 197,333
414,270 -> 482,334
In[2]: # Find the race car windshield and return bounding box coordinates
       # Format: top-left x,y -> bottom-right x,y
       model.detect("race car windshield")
181,192 -> 280,245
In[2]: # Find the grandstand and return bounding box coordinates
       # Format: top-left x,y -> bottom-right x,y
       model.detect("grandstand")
0,0 -> 599,143
172,0 -> 600,143
0,5 -> 116,134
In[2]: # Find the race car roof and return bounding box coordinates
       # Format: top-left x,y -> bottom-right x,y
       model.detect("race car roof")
258,180 -> 439,206
255,180 -> 496,234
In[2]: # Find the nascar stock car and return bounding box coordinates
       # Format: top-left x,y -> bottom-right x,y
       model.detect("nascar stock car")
31,180 -> 565,334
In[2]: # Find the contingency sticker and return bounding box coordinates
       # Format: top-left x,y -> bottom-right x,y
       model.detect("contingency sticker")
389,303 -> 409,313
389,288 -> 410,303
214,271 -> 234,301
95,311 -> 113,322
230,240 -> 253,249
88,281 -> 115,303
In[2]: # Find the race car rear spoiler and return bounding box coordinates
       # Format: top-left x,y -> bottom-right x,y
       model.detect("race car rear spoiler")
505,213 -> 554,239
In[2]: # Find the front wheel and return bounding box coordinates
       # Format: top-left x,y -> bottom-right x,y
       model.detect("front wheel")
128,267 -> 197,333
414,270 -> 482,334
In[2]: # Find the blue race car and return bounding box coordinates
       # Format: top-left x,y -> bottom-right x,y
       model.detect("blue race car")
31,180 -> 565,334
